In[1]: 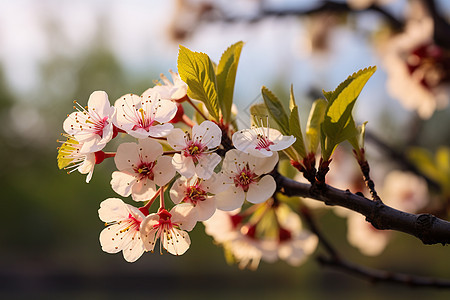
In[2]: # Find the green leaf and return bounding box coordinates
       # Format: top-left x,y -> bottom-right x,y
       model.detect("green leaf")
261,86 -> 290,135
321,66 -> 376,160
249,103 -> 280,130
348,121 -> 368,152
289,105 -> 307,160
177,45 -> 219,120
216,41 -> 244,123
306,98 -> 327,154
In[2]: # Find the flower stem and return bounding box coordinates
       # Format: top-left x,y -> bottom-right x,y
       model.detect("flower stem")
185,96 -> 208,121
159,186 -> 165,209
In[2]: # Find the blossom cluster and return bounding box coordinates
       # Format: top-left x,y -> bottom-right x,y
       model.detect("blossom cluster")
57,70 -> 319,267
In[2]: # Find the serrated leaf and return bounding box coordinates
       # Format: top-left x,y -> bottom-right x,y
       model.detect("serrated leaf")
261,86 -> 290,135
216,41 -> 244,123
177,45 -> 219,120
321,66 -> 376,160
289,105 -> 307,160
306,98 -> 327,154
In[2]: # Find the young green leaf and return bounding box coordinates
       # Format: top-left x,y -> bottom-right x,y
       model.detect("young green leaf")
216,41 -> 244,123
321,66 -> 376,160
177,45 -> 219,120
288,87 -> 306,160
249,103 -> 280,130
261,86 -> 290,135
306,98 -> 327,154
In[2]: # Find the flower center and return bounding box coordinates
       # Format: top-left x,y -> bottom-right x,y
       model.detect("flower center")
183,185 -> 207,205
234,164 -> 256,192
183,140 -> 205,163
255,134 -> 274,150
134,161 -> 156,180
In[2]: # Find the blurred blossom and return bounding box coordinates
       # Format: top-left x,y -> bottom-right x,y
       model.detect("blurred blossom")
347,210 -> 392,256
381,6 -> 450,119
380,170 -> 429,213
347,0 -> 394,10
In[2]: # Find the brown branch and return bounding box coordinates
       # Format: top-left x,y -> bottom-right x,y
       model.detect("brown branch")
317,255 -> 450,288
276,175 -> 450,245
299,197 -> 450,288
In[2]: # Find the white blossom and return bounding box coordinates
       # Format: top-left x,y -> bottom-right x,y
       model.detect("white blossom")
170,175 -> 222,221
214,149 -> 278,211
168,120 -> 222,179
140,204 -> 197,255
232,126 -> 295,158
142,70 -> 187,102
111,139 -> 175,201
98,198 -> 146,262
63,91 -> 115,153
113,92 -> 177,138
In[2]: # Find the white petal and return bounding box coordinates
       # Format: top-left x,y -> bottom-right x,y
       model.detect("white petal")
140,214 -> 160,252
170,177 -> 187,204
87,91 -> 112,118
62,112 -> 79,136
167,128 -> 188,151
232,129 -> 257,153
170,203 -> 197,231
79,135 -> 102,153
253,151 -> 278,175
269,135 -> 296,151
221,149 -> 250,172
122,234 -> 145,262
193,198 -> 216,221
201,173 -> 227,194
114,142 -> 140,171
172,153 -> 195,178
195,153 -> 221,179
192,120 -> 222,149
131,178 -> 157,202
113,94 -> 141,128
246,175 -> 276,204
137,138 -> 163,162
153,99 -> 178,123
78,153 -> 95,175
162,227 -> 191,255
98,198 -> 129,222
111,171 -> 137,197
99,223 -> 131,253
153,156 -> 176,186
146,123 -> 174,138
215,186 -> 245,211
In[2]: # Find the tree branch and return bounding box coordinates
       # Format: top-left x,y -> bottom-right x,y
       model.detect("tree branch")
276,174 -> 450,245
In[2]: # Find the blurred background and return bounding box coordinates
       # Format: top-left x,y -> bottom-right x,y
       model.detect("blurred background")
1,0 -> 450,298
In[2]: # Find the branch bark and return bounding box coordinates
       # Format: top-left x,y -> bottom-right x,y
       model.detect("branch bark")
277,174 -> 450,245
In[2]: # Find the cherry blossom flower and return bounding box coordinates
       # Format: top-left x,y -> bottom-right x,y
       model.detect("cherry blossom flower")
142,70 -> 188,102
113,92 -> 177,139
140,204 -> 197,255
63,91 -> 115,153
214,149 -> 278,211
111,139 -> 175,202
381,170 -> 428,213
232,126 -> 295,158
170,175 -> 223,221
382,13 -> 450,119
57,134 -> 96,183
275,208 -> 318,266
167,120 -> 222,179
347,210 -> 391,256
98,198 -> 146,263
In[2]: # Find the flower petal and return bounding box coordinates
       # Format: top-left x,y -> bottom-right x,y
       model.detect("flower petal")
153,156 -> 176,186
167,128 -> 188,151
170,177 -> 187,204
114,142 -> 140,171
246,175 -> 276,204
140,214 -> 160,252
87,90 -> 112,118
146,123 -> 174,138
153,99 -> 178,123
253,151 -> 278,175
215,185 -> 245,211
192,120 -> 222,149
99,223 -> 132,254
172,153 -> 195,178
195,153 -> 221,179
170,203 -> 197,231
131,178 -> 157,202
98,198 -> 130,222
162,227 -> 191,255
111,171 -> 137,197
193,198 -> 216,221
137,138 -> 163,162
122,233 -> 145,263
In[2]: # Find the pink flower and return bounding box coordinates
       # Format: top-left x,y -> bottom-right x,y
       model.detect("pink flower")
98,198 -> 146,262
232,126 -> 295,158
63,91 -> 115,153
170,175 -> 223,221
167,120 -> 222,179
214,149 -> 278,211
111,139 -> 175,201
113,92 -> 177,138
140,204 -> 197,255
